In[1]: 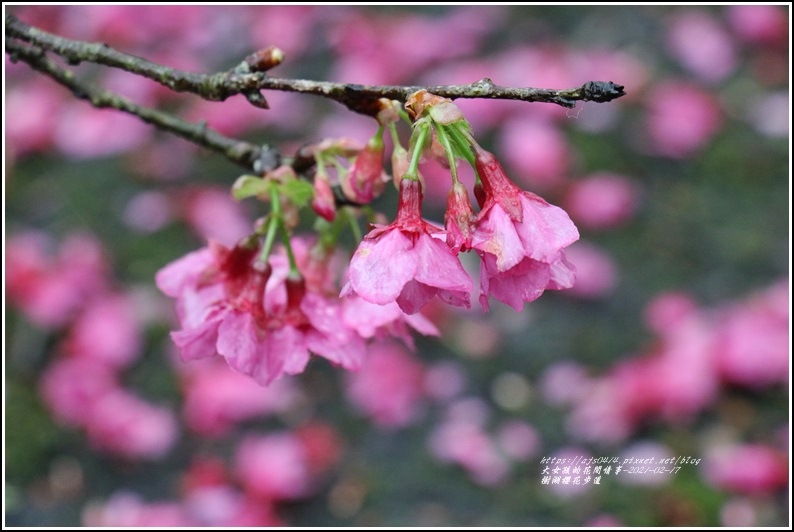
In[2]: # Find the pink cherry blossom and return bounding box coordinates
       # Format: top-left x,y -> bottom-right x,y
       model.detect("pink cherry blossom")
470,146 -> 579,311
156,239 -> 365,385
342,179 -> 473,314
341,295 -> 439,348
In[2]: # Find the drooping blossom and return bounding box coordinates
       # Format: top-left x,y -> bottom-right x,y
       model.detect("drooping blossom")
470,145 -> 579,311
342,178 -> 473,314
341,130 -> 388,204
156,237 -> 365,385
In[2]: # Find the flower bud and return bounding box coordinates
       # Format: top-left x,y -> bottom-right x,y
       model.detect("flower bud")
342,132 -> 387,204
311,172 -> 336,221
445,182 -> 476,253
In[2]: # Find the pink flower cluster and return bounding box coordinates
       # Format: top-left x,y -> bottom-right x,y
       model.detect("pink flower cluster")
6,231 -> 178,459
157,235 -> 437,385
343,146 -> 579,315
83,422 -> 342,526
563,280 -> 789,445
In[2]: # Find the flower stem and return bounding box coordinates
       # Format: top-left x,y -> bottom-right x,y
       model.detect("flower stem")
434,124 -> 460,184
404,122 -> 430,181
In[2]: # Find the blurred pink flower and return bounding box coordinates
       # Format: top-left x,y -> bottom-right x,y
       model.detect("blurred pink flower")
625,315 -> 719,423
726,5 -> 788,46
180,359 -> 300,437
645,81 -> 723,158
423,361 -> 468,403
5,82 -> 63,157
496,420 -> 540,461
720,498 -> 757,527
713,280 -> 789,389
182,188 -> 253,247
666,10 -> 737,83
498,118 -> 571,190
566,376 -> 635,444
471,146 -> 579,311
643,291 -> 700,336
235,433 -> 312,500
39,358 -> 118,427
342,179 -> 473,314
293,422 -> 344,475
7,231 -> 108,327
62,292 -> 142,369
428,418 -> 510,487
703,444 -> 788,494
123,191 -> 173,233
345,342 -> 425,428
540,361 -> 591,407
563,173 -> 640,231
562,241 -> 619,299
83,491 -> 191,527
182,485 -> 282,527
53,105 -> 150,158
85,389 -> 179,460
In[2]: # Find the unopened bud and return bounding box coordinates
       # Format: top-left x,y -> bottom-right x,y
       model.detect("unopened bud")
341,132 -> 387,203
445,182 -> 476,253
312,172 -> 337,221
244,46 -> 285,72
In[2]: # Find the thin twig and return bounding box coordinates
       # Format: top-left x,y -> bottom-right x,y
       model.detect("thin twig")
6,14 -> 626,115
5,38 -> 277,172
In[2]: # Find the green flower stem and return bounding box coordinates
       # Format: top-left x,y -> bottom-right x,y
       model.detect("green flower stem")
434,124 -> 460,184
404,122 -> 430,181
388,123 -> 403,150
259,211 -> 279,263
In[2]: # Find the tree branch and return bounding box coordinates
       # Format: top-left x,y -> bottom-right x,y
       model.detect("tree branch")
5,38 -> 278,173
6,14 -> 626,116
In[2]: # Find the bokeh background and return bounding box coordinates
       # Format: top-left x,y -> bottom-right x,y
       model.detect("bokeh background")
4,5 -> 790,527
